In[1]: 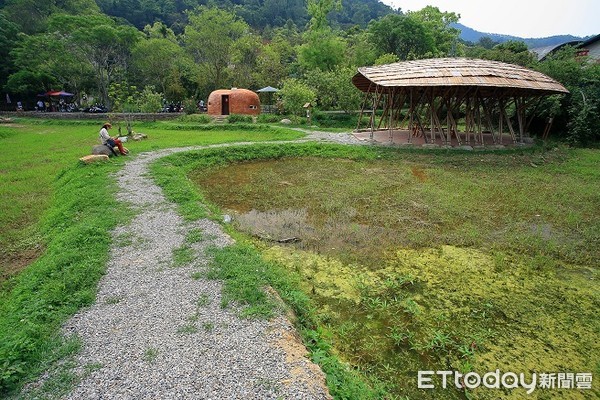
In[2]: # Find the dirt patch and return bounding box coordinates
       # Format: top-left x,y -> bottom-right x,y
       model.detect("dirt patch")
274,328 -> 332,399
411,166 -> 428,182
265,286 -> 332,399
0,246 -> 44,283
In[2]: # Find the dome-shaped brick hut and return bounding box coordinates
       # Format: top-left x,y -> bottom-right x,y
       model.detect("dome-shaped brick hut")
207,88 -> 261,116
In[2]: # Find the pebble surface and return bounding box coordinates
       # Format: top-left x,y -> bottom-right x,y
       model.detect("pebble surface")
60,132 -> 357,400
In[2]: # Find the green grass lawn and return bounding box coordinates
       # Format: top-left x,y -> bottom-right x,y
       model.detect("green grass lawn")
0,118 -> 303,280
0,117 -> 303,395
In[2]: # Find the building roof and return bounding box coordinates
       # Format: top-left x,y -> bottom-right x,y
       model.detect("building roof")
582,34 -> 600,47
531,41 -> 583,61
352,58 -> 569,96
530,34 -> 600,61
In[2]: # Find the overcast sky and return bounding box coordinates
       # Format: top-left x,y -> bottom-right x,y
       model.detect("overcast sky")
381,0 -> 599,38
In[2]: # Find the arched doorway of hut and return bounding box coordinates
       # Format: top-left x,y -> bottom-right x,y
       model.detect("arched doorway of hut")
221,95 -> 229,115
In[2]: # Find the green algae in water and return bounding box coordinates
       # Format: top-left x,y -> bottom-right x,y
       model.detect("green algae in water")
264,244 -> 599,399
192,155 -> 600,399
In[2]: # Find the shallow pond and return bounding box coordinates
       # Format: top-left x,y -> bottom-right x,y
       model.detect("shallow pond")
191,157 -> 599,399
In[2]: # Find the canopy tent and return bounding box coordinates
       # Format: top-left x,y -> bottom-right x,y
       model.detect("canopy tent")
256,86 -> 280,93
353,58 -> 568,146
37,90 -> 75,97
256,86 -> 279,113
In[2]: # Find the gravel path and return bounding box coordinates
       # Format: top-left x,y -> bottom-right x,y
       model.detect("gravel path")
60,132 -> 359,400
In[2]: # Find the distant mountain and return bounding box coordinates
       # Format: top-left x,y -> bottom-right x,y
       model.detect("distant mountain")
452,22 -> 586,48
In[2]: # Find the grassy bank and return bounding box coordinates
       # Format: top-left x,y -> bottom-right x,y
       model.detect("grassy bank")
152,143 -> 599,399
0,160 -> 124,395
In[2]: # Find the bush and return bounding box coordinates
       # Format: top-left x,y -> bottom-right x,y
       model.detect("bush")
137,86 -> 163,113
257,114 -> 281,123
279,78 -> 316,116
182,98 -> 198,115
227,114 -> 253,124
567,98 -> 600,146
535,49 -> 600,146
312,111 -> 358,128
177,114 -> 211,124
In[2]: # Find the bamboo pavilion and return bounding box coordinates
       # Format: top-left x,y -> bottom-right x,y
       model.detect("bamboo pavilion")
352,58 -> 569,146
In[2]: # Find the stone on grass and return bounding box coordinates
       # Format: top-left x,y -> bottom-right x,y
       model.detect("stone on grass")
280,119 -> 292,124
132,133 -> 148,141
92,145 -> 116,157
457,145 -> 474,151
80,154 -> 109,164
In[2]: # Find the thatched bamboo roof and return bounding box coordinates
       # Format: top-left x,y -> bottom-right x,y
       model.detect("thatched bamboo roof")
353,58 -> 569,96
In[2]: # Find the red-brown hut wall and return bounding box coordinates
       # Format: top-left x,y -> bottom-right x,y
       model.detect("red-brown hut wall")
207,89 -> 261,116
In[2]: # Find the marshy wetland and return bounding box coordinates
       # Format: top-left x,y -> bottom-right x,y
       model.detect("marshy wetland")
190,146 -> 599,399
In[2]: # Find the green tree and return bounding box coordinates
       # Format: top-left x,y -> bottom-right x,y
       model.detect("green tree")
368,14 -> 435,60
307,0 -> 341,31
0,11 -> 19,93
279,78 -> 316,116
260,0 -> 308,28
229,34 -> 262,88
2,0 -> 99,33
132,38 -> 187,96
478,36 -> 497,49
567,92 -> 600,146
407,6 -> 460,56
70,21 -> 141,108
304,67 -> 361,112
467,40 -> 535,66
96,0 -> 177,29
9,30 -> 93,98
345,28 -> 378,67
495,40 -> 529,54
142,21 -> 177,42
5,70 -> 56,99
184,7 -> 249,91
108,82 -> 137,112
297,0 -> 347,72
253,43 -> 287,88
298,29 -> 346,72
374,53 -> 399,65
536,47 -> 600,145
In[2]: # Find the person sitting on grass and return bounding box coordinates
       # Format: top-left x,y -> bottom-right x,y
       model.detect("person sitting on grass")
99,122 -> 128,156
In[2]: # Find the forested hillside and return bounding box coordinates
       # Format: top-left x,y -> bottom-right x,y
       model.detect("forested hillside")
1,0 -> 598,144
94,0 -> 393,30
